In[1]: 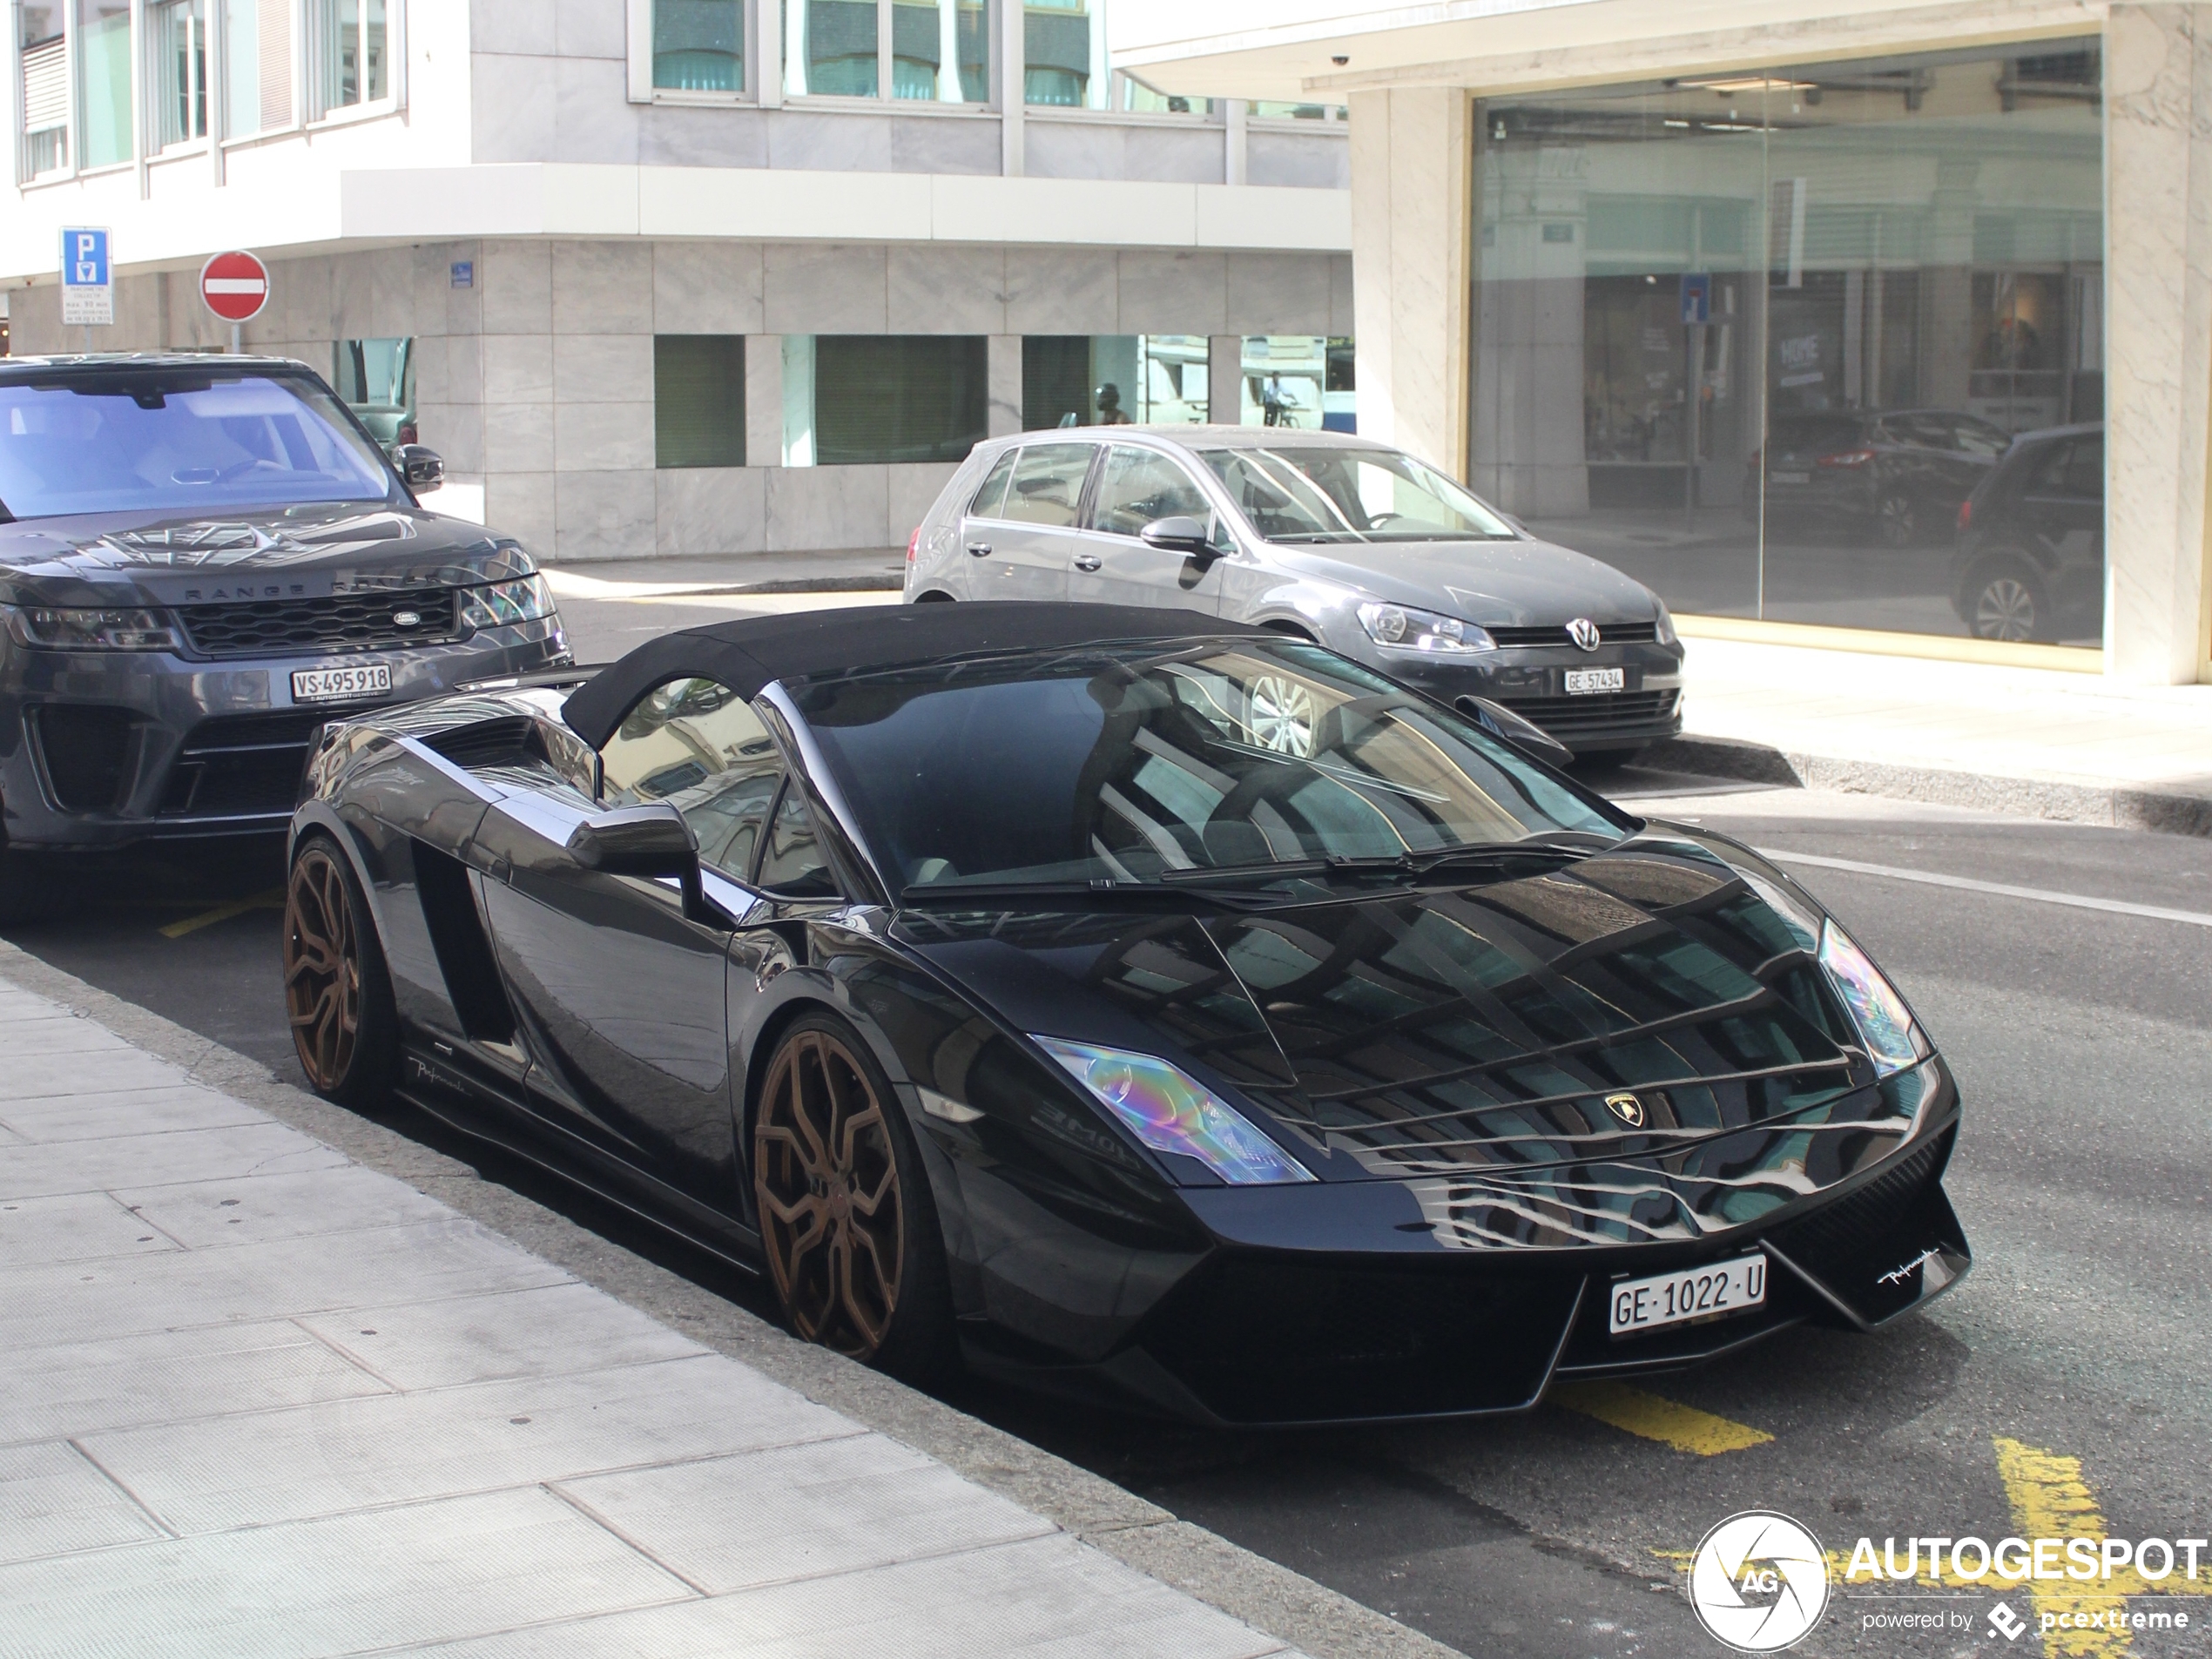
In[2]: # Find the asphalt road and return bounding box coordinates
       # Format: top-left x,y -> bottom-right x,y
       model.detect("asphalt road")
6,764 -> 2209,1659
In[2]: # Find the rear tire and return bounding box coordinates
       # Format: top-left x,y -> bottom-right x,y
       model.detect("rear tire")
282,833 -> 398,1108
752,1013 -> 958,1386
1966,563 -> 2054,643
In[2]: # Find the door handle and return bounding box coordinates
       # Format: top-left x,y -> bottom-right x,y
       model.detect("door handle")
1073,554 -> 1103,572
966,542 -> 992,557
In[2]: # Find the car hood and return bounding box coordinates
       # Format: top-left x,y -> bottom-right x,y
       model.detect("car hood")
1266,536 -> 1662,627
0,502 -> 533,608
896,833 -> 1943,1238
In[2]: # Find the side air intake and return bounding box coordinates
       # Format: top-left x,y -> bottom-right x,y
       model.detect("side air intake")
412,840 -> 516,1044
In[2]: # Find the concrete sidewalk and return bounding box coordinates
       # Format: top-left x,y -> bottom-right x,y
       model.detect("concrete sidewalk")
1659,628 -> 2212,835
0,961 -> 1429,1659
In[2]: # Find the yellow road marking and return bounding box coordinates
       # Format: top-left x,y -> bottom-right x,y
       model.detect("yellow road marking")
160,890 -> 283,939
1995,1436 -> 2134,1659
1551,1380 -> 1774,1455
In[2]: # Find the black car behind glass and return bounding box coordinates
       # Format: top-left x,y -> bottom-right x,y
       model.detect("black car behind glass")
1950,422 -> 2104,643
0,354 -> 570,921
1750,408 -> 2011,547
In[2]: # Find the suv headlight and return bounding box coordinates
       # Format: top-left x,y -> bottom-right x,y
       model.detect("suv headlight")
459,573 -> 556,631
1357,602 -> 1494,654
3,604 -> 181,651
1818,918 -> 1928,1076
1035,1037 -> 1314,1185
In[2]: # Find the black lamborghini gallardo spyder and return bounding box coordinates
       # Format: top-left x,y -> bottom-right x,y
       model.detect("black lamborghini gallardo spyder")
283,603 -> 1969,1426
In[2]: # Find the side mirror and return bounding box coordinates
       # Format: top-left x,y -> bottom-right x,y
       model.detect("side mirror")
1141,515 -> 1214,556
569,803 -> 706,914
393,443 -> 444,491
1456,696 -> 1575,768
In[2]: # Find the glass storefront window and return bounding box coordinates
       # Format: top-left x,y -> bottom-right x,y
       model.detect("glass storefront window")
1472,43 -> 2106,646
782,335 -> 987,465
1022,336 -> 1210,428
331,336 -> 415,449
655,334 -> 746,468
654,0 -> 742,92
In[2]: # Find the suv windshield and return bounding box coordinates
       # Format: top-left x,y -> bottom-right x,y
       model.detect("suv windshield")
1197,445 -> 1518,544
795,639 -> 1629,894
0,372 -> 395,521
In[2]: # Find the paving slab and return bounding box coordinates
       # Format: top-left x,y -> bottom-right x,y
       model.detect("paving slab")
0,973 -> 1313,1659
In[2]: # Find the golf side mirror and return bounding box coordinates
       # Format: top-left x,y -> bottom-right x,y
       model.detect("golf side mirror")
1456,696 -> 1575,768
393,443 -> 444,491
1141,515 -> 1214,556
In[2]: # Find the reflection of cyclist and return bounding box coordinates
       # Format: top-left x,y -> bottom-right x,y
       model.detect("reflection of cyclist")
1261,374 -> 1294,426
1096,383 -> 1132,425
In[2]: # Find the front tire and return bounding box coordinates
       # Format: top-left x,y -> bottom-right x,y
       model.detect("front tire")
282,833 -> 397,1108
752,1014 -> 956,1383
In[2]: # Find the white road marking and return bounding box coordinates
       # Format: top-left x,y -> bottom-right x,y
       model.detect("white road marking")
1759,848 -> 2212,929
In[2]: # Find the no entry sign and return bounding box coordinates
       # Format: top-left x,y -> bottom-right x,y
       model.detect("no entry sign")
199,250 -> 270,324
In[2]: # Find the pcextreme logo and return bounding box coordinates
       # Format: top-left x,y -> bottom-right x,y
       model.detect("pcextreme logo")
1688,1511 -> 1831,1653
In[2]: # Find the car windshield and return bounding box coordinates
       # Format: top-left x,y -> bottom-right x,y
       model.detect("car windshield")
1197,445 -> 1518,544
0,372 -> 395,521
794,640 -> 1630,894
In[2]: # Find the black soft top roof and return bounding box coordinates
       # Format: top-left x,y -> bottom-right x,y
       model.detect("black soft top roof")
560,601 -> 1271,749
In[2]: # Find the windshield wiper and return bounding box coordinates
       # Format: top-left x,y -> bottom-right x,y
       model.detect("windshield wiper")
1155,845 -> 1590,887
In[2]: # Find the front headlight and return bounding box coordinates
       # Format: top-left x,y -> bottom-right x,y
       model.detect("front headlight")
1357,602 -> 1495,654
1655,604 -> 1678,646
1818,918 -> 1927,1076
1035,1037 -> 1314,1185
3,604 -> 181,651
459,573 -> 556,631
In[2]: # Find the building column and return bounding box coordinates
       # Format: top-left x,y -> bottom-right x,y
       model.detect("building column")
1348,86 -> 1474,480
1207,334 -> 1241,424
745,334 -> 784,466
987,334 -> 1022,435
2106,3 -> 2212,684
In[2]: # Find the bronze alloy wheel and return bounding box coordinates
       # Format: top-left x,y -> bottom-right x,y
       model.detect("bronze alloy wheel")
283,841 -> 363,1094
754,1028 -> 906,1359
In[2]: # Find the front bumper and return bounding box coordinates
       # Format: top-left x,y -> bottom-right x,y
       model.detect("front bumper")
1368,641 -> 1686,753
0,617 -> 568,849
958,1084 -> 1966,1429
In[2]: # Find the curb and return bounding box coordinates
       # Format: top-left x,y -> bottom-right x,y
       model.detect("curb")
1644,735 -> 2212,838
0,939 -> 1464,1659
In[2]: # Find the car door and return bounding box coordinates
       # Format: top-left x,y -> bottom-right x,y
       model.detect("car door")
471,674 -> 759,1200
1069,442 -> 1231,613
962,442 -> 1096,601
2019,433 -> 2104,619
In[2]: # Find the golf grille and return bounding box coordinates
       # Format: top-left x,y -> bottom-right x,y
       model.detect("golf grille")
178,590 -> 460,658
1488,622 -> 1662,650
1501,690 -> 1678,733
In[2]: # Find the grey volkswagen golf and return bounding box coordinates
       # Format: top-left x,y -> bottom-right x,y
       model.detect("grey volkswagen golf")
905,429 -> 1683,760
0,354 -> 570,921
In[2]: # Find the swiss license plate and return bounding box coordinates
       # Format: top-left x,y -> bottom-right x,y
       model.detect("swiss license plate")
1609,1254 -> 1767,1337
291,664 -> 393,704
1768,469 -> 1811,484
1564,666 -> 1625,695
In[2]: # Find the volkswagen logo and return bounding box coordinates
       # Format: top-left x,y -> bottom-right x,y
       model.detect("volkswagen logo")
1567,617 -> 1603,652
393,610 -> 422,629
1603,1091 -> 1647,1128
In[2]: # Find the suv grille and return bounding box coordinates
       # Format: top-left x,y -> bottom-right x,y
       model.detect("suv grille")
178,590 -> 460,658
1488,621 -> 1661,650
1501,689 -> 1679,734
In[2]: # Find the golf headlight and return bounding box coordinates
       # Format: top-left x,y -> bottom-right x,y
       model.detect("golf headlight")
459,573 -> 556,631
1358,602 -> 1494,654
1655,604 -> 1678,646
1035,1037 -> 1314,1185
4,604 -> 181,651
1818,918 -> 1927,1076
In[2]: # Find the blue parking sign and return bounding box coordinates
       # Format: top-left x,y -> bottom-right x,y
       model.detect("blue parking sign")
1679,272 -> 1711,327
61,226 -> 113,327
